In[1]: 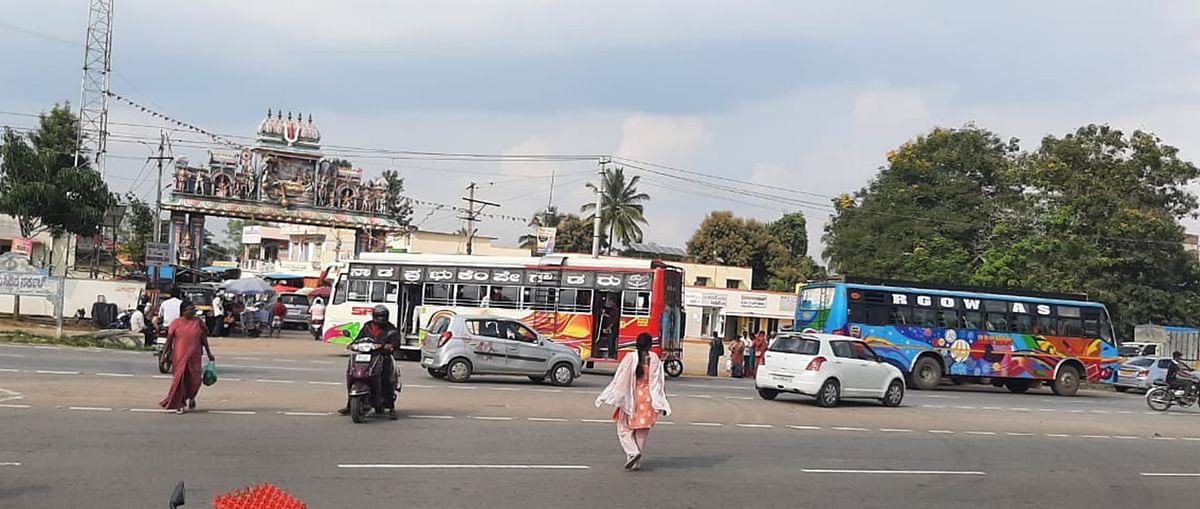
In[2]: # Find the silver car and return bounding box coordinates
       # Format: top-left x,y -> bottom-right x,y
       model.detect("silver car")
1116,356 -> 1192,392
420,315 -> 583,386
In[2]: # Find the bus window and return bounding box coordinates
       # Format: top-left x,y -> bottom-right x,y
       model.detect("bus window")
961,311 -> 982,329
888,307 -> 911,325
1012,314 -> 1033,333
1081,309 -> 1102,337
1059,318 -> 1083,337
333,278 -> 348,305
488,286 -> 520,309
1057,306 -> 1081,318
937,310 -> 958,329
1099,310 -> 1115,343
622,291 -> 652,317
523,287 -> 557,311
456,284 -> 486,307
911,308 -> 936,328
559,289 -> 593,313
865,304 -> 891,326
348,280 -> 371,302
1034,316 -> 1055,335
370,281 -> 398,303
424,283 -> 453,305
985,313 -> 1009,332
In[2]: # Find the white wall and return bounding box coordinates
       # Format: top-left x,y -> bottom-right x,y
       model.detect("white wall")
0,279 -> 146,318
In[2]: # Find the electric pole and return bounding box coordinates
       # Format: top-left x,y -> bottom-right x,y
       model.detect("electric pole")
591,157 -> 608,258
147,131 -> 173,295
460,181 -> 499,256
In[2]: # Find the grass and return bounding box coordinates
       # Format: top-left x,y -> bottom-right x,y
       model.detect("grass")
0,330 -> 153,351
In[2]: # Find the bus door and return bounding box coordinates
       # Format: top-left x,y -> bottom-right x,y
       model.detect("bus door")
593,291 -> 621,359
398,283 -> 422,335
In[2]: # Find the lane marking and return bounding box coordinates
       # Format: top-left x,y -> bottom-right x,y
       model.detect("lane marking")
208,410 -> 256,415
787,425 -> 822,430
1182,438 -> 1200,442
921,404 -> 945,409
737,424 -> 773,429
32,346 -> 59,350
406,384 -> 435,389
929,430 -> 955,434
337,464 -> 590,470
309,360 -> 334,365
920,395 -> 961,399
1117,411 -> 1134,414
0,353 -> 25,358
880,428 -> 913,433
130,408 -> 170,413
580,419 -> 610,423
965,431 -> 997,436
447,386 -> 478,391
688,394 -> 713,399
1045,434 -> 1071,438
471,416 -> 514,421
1113,436 -> 1140,440
410,415 -> 455,420
220,364 -> 324,373
833,426 -> 868,432
282,411 -> 331,416
234,357 -> 256,361
953,406 -> 977,410
307,381 -> 341,386
1141,472 -> 1200,477
690,422 -> 723,427
1080,435 -> 1111,439
1089,410 -> 1110,414
981,406 -> 1002,411
95,373 -> 135,377
0,462 -> 21,467
0,368 -> 19,373
224,378 -> 244,382
152,375 -> 171,379
801,469 -> 985,476
68,406 -> 112,412
486,387 -> 521,392
35,370 -> 79,375
531,389 -> 562,393
276,359 -> 297,363
724,396 -> 754,400
0,404 -> 31,409
658,421 -> 675,425
1154,437 -> 1178,441
1005,432 -> 1035,437
255,379 -> 294,384
528,417 -> 569,422
1039,409 -> 1057,412
1008,408 -> 1031,412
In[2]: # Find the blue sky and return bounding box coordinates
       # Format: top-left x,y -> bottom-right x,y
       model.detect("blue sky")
3,1 -> 1200,259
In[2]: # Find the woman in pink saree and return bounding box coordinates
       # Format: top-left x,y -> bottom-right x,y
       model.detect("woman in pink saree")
595,333 -> 672,471
159,301 -> 215,414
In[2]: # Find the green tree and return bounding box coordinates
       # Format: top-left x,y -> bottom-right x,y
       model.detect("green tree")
768,212 -> 809,258
520,206 -> 566,252
118,195 -> 155,266
201,230 -> 233,266
0,103 -> 116,238
581,167 -> 650,254
823,125 -> 1020,282
686,211 -> 777,289
552,213 -> 596,254
224,218 -> 263,251
380,169 -> 413,225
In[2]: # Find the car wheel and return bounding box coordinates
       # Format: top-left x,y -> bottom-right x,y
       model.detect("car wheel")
882,379 -> 904,407
910,356 -> 942,390
757,388 -> 779,401
664,360 -> 684,378
1004,380 -> 1033,394
816,379 -> 840,408
1051,365 -> 1081,396
427,368 -> 446,379
550,362 -> 575,386
445,358 -> 472,383
1114,386 -> 1129,393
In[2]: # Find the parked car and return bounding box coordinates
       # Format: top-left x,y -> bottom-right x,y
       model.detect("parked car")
1115,356 -> 1192,392
278,293 -> 311,329
421,315 -> 583,386
755,332 -> 905,407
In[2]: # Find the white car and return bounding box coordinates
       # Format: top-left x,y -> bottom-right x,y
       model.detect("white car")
755,332 -> 906,408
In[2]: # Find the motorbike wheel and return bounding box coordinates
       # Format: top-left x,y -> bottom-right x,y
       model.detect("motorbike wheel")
350,395 -> 368,424
1146,387 -> 1173,412
664,360 -> 684,378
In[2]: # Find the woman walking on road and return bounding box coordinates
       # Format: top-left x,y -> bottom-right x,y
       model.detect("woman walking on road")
159,301 -> 215,414
595,333 -> 672,471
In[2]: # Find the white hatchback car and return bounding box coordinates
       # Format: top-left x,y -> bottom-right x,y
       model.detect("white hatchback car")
755,332 -> 905,407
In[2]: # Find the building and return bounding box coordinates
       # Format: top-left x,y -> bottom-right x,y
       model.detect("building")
683,286 -> 796,342
387,230 -> 529,257
0,215 -> 58,269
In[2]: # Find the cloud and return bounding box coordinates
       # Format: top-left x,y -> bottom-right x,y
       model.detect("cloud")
616,114 -> 708,162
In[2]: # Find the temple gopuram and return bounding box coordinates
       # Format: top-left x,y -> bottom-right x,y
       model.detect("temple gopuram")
161,110 -> 409,268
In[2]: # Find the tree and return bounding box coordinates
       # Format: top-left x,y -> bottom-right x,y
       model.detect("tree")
768,212 -> 809,258
201,230 -> 233,266
118,195 -> 155,266
380,169 -> 413,226
581,167 -> 650,253
520,206 -> 566,252
688,211 -> 824,290
224,218 -> 264,251
0,103 -> 116,238
823,125 -> 1020,282
519,206 -> 596,254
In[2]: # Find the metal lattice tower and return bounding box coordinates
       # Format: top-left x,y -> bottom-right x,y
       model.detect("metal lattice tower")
74,0 -> 114,176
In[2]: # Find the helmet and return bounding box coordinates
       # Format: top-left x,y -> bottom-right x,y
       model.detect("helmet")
371,305 -> 390,322
1173,350 -> 1184,360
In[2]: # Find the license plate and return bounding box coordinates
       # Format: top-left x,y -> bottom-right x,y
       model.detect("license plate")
354,354 -> 372,362
421,357 -> 434,366
772,374 -> 794,382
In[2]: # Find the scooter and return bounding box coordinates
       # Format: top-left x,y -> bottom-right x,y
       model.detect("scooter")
155,326 -> 172,374
345,332 -> 401,423
310,317 -> 324,341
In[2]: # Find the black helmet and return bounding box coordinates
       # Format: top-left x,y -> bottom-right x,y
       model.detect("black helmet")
1173,351 -> 1184,360
372,305 -> 390,322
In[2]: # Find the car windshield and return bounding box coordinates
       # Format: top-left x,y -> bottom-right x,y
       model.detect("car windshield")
1126,358 -> 1155,367
768,336 -> 820,355
1118,346 -> 1141,357
280,295 -> 308,306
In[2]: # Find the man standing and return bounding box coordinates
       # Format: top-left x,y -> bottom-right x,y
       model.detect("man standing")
212,293 -> 225,337
159,291 -> 183,331
706,331 -> 724,377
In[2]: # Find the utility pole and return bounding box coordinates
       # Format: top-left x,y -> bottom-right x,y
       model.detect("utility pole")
147,130 -> 173,296
460,181 -> 499,256
591,157 -> 608,258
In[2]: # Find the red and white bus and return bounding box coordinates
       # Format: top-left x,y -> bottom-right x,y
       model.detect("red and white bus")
322,253 -> 686,377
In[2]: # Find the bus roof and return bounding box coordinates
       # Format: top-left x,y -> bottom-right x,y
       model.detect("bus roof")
805,277 -> 1105,308
354,252 -> 671,271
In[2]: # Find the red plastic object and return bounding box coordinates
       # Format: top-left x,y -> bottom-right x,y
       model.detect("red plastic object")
212,483 -> 307,509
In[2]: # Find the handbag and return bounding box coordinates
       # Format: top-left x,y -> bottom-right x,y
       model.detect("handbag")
202,361 -> 218,386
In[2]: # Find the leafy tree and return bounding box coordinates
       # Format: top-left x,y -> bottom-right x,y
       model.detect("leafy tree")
768,212 -> 809,258
380,169 -> 413,226
581,167 -> 650,253
687,211 -> 779,289
325,158 -> 353,169
520,206 -> 566,251
553,213 -> 596,254
224,218 -> 264,250
0,103 -> 116,238
201,230 -> 233,266
118,195 -> 155,265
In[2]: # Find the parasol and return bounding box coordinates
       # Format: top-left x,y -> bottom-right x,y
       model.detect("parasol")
224,278 -> 276,296
272,284 -> 300,294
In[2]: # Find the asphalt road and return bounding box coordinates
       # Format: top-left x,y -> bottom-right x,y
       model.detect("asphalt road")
3,340 -> 1200,508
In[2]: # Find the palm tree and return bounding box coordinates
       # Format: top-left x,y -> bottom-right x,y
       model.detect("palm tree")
519,206 -> 566,251
580,167 -> 649,254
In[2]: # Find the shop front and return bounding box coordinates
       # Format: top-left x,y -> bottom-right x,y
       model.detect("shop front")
683,286 -> 797,341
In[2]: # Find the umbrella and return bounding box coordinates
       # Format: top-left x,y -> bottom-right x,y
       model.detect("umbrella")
272,284 -> 299,294
224,278 -> 276,296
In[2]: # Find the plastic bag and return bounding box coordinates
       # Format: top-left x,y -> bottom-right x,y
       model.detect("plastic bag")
202,361 -> 218,386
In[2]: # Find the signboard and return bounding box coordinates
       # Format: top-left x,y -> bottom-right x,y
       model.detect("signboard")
0,252 -> 65,337
685,290 -> 729,308
536,227 -> 557,255
242,225 -> 263,245
145,242 -> 172,267
779,294 -> 798,313
739,293 -> 769,309
10,238 -> 34,259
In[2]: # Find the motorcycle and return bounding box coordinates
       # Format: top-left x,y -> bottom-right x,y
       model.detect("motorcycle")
310,317 -> 324,341
155,327 -> 172,374
345,332 -> 402,423
1145,378 -> 1200,411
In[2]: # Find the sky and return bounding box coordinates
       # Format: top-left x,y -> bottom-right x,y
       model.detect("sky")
3,1 -> 1200,261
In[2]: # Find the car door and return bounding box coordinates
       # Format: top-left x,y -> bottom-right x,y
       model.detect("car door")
503,321 -> 550,375
829,340 -> 868,395
465,319 -> 508,374
851,341 -> 890,395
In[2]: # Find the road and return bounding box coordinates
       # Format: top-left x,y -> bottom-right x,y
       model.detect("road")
2,337 -> 1200,508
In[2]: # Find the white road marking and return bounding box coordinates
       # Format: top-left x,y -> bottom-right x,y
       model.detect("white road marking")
880,428 -> 913,433
0,368 -> 19,373
406,384 -> 435,389
234,357 -> 256,361
1089,410 -> 1110,414
921,404 -> 946,409
918,394 -> 961,399
68,406 -> 112,412
690,422 -> 723,427
1005,432 -> 1035,437
410,415 -> 455,420
658,421 -> 675,425
531,389 -> 562,393
736,424 -> 773,429
1039,409 -> 1057,412
0,404 -> 31,409
1141,472 -> 1200,477
282,412 -> 331,416
207,410 -> 256,415
276,359 -> 297,363
1182,438 -> 1200,442
687,394 -> 714,399
929,430 -> 955,434
307,381 -> 341,386
953,406 -> 977,410
255,379 -> 294,384
338,464 -> 590,470
965,431 -> 997,436
1069,410 -> 1085,414
486,387 -> 521,392
152,375 -> 171,379
0,462 -> 21,467
471,416 -> 514,421
981,406 -> 1002,411
1117,411 -> 1134,414
32,346 -> 59,350
0,353 -> 24,357
309,360 -> 334,365
129,408 -> 170,413
221,364 -> 324,372
447,386 -> 478,390
0,388 -> 22,403
528,417 -> 569,422
1113,436 -> 1140,440
35,370 -> 79,375
1154,437 -> 1178,441
724,396 -> 754,400
95,372 -> 135,377
1045,434 -> 1071,438
832,426 -> 869,432
223,378 -> 244,382
1080,435 -> 1111,439
787,425 -> 822,430
1008,408 -> 1031,412
801,469 -> 985,476
580,419 -> 610,423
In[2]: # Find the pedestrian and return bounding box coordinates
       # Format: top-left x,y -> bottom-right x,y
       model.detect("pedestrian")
130,305 -> 150,348
706,330 -> 724,377
595,333 -> 671,471
212,293 -> 225,337
742,330 -> 755,377
751,331 -> 768,377
159,301 -> 215,414
159,290 -> 183,330
729,336 -> 745,378
270,297 -> 287,337
309,297 -> 326,341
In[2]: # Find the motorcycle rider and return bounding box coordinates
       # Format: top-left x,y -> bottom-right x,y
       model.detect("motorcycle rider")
337,305 -> 400,420
1165,351 -> 1198,397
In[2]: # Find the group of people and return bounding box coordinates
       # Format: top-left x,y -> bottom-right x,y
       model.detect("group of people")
705,330 -> 770,378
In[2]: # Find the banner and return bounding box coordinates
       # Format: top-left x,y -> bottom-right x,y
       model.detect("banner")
536,227 -> 557,255
10,238 -> 34,259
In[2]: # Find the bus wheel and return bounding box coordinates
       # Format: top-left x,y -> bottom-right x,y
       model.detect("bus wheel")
910,356 -> 942,390
1051,365 -> 1081,396
664,360 -> 684,378
1004,380 -> 1033,394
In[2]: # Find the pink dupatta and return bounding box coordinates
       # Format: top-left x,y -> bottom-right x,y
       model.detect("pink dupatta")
595,353 -> 672,417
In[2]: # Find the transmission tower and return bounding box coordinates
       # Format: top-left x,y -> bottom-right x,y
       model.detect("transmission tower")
74,0 -> 115,176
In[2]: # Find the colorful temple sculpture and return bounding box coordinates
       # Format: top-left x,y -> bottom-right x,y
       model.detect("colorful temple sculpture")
161,110 -> 410,268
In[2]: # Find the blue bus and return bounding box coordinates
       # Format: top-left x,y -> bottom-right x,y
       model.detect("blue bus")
793,278 -> 1119,396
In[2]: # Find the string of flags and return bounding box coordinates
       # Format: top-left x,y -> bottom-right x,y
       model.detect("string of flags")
407,197 -> 530,224
108,91 -> 244,150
